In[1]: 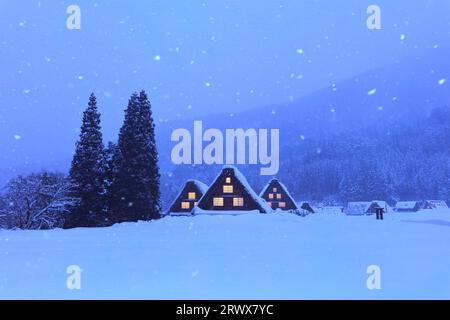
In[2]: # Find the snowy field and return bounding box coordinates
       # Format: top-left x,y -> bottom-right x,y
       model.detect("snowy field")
1,209 -> 450,300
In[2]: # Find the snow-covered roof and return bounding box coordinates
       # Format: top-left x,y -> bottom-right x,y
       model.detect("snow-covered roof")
426,200 -> 449,209
187,179 -> 209,194
371,200 -> 392,210
168,179 -> 209,214
259,178 -> 298,208
197,165 -> 272,213
395,201 -> 419,209
345,202 -> 371,215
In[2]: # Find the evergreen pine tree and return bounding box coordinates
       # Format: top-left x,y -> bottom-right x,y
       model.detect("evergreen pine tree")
65,93 -> 105,228
111,91 -> 161,222
102,141 -> 121,224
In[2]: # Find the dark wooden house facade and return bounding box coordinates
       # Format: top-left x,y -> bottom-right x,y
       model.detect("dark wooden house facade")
195,166 -> 272,213
169,180 -> 208,215
260,179 -> 298,211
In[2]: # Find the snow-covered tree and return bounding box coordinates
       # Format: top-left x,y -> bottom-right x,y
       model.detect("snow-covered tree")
0,172 -> 78,230
65,93 -> 105,228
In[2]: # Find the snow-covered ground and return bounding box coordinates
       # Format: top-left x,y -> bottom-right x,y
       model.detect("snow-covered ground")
1,209 -> 450,300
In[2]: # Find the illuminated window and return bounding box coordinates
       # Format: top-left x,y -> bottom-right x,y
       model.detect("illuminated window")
226,177 -> 231,183
213,197 -> 224,207
223,185 -> 233,193
188,192 -> 196,200
181,202 -> 190,209
233,197 -> 244,207
273,188 -> 278,192
279,202 -> 286,208
276,193 -> 282,199
268,193 -> 274,199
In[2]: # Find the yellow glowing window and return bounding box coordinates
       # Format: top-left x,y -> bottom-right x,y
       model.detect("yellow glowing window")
188,192 -> 196,200
213,197 -> 224,207
181,202 -> 190,209
226,177 -> 231,183
233,197 -> 244,207
223,185 -> 233,193
268,193 -> 274,199
273,188 -> 278,192
276,193 -> 282,199
279,202 -> 286,208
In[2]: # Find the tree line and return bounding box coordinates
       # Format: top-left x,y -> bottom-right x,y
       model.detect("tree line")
0,91 -> 161,230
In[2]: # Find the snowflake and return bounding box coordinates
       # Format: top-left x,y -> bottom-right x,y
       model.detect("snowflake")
154,55 -> 161,61
368,88 -> 377,96
14,134 -> 22,140
438,79 -> 446,86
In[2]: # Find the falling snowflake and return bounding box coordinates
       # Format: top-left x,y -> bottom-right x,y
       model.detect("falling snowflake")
438,79 -> 446,86
300,135 -> 306,140
400,34 -> 406,41
368,88 -> 377,96
154,55 -> 161,61
205,82 -> 211,87
296,49 -> 304,55
378,106 -> 384,111
14,134 -> 21,140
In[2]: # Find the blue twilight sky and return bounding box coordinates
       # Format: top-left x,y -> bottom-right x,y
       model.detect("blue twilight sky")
0,0 -> 449,172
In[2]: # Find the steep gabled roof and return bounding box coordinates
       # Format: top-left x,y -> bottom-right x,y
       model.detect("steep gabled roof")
345,202 -> 371,215
395,201 -> 420,210
196,165 -> 272,213
168,179 -> 209,213
426,200 -> 449,209
260,178 -> 298,210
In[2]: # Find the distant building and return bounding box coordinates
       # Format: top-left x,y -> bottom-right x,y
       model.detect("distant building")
394,201 -> 421,212
366,201 -> 391,214
424,200 -> 449,210
299,201 -> 315,214
168,180 -> 208,215
345,202 -> 371,215
259,179 -> 298,211
194,166 -> 272,214
345,201 -> 390,215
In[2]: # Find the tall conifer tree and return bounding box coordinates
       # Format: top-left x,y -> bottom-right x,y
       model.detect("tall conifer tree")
65,93 -> 105,228
111,91 -> 161,222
